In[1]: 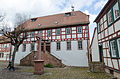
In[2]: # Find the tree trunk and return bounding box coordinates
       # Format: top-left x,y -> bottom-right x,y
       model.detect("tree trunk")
11,46 -> 18,67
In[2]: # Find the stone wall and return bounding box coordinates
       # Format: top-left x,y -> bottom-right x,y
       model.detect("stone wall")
89,62 -> 105,73
20,51 -> 64,67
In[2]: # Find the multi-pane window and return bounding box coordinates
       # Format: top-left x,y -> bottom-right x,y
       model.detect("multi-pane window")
31,43 -> 35,51
77,27 -> 82,33
97,22 -> 101,33
66,28 -> 71,34
31,32 -> 35,38
67,41 -> 71,50
0,53 -> 4,58
56,42 -> 61,50
39,31 -> 43,36
78,41 -> 82,50
113,2 -> 120,20
23,32 -> 27,38
110,40 -> 117,57
117,38 -> 120,55
22,44 -> 26,52
108,10 -> 113,25
56,29 -> 61,36
47,30 -> 51,37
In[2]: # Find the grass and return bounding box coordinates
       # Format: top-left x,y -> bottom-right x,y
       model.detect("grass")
18,67 -> 113,79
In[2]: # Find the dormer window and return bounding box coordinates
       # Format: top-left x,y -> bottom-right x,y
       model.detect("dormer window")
31,18 -> 37,22
54,21 -> 59,24
65,13 -> 71,17
38,24 -> 41,27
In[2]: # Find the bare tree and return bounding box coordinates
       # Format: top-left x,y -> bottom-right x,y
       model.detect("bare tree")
1,13 -> 30,67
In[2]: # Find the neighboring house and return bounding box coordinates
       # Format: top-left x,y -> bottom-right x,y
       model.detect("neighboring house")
13,11 -> 90,67
0,36 -> 11,61
89,27 -> 100,62
94,0 -> 120,77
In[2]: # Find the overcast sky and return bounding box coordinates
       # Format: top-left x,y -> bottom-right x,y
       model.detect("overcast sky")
0,0 -> 108,40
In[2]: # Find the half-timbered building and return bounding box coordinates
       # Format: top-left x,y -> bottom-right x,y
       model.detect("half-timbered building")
13,11 -> 90,66
0,36 -> 10,61
94,0 -> 120,77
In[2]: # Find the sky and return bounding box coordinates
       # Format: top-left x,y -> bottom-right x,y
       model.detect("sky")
0,0 -> 108,40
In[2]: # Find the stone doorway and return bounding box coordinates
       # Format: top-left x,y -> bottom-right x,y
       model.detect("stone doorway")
41,42 -> 51,53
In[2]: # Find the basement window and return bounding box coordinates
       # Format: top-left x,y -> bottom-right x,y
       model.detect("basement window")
31,18 -> 37,22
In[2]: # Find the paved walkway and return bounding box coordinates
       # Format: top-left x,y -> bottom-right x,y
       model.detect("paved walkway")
0,62 -> 36,79
0,62 -> 114,79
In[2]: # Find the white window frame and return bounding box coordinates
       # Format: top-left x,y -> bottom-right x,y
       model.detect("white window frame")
31,43 -> 35,51
113,2 -> 120,20
31,32 -> 35,38
47,30 -> 51,37
117,38 -> 120,57
39,31 -> 43,36
67,41 -> 71,50
97,22 -> 101,33
56,29 -> 61,36
77,27 -> 82,33
78,41 -> 82,50
110,40 -> 117,57
66,28 -> 71,35
56,42 -> 61,50
108,10 -> 113,25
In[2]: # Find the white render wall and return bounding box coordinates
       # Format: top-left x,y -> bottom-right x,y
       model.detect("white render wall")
14,43 -> 37,64
91,29 -> 100,62
51,40 -> 88,67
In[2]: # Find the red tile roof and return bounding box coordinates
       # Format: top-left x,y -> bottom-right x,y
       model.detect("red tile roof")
24,11 -> 89,31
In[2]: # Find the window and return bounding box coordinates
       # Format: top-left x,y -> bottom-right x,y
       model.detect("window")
31,18 -> 37,22
97,22 -> 101,33
110,40 -> 117,57
23,32 -> 27,38
56,29 -> 61,36
56,42 -> 61,50
2,53 -> 4,58
66,28 -> 71,34
0,53 -> 4,58
67,41 -> 71,50
31,43 -> 35,51
117,38 -> 120,56
113,2 -> 120,20
22,44 -> 26,52
47,30 -> 51,37
39,31 -> 43,36
78,41 -> 82,50
108,10 -> 113,25
31,32 -> 35,38
77,27 -> 82,33
65,13 -> 71,17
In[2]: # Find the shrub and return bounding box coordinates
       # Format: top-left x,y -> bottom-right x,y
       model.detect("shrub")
44,64 -> 54,68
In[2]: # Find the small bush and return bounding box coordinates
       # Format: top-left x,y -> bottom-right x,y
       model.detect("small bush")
44,64 -> 54,68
